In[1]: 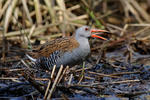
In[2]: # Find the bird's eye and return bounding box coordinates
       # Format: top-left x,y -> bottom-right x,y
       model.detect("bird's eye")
85,27 -> 89,31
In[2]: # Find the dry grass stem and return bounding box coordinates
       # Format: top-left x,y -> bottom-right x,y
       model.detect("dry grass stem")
67,5 -> 80,12
44,65 -> 57,99
1,0 -> 150,99
44,0 -> 56,23
0,0 -> 11,19
34,0 -> 42,25
120,0 -> 143,23
47,65 -> 63,99
68,74 -> 73,85
0,23 -> 61,38
4,0 -> 18,33
57,66 -> 69,83
130,0 -> 150,22
21,0 -> 33,24
88,71 -> 119,78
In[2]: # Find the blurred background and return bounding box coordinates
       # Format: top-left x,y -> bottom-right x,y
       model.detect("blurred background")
1,0 -> 150,62
1,0 -> 150,99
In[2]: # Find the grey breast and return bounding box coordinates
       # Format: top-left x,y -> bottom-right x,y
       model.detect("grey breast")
56,44 -> 91,67
34,38 -> 91,70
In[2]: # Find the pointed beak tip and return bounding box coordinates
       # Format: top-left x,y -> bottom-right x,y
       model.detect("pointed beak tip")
90,29 -> 108,40
91,29 -> 108,33
91,34 -> 107,40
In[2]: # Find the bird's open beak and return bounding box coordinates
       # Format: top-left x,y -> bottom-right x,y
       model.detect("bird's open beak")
90,29 -> 108,40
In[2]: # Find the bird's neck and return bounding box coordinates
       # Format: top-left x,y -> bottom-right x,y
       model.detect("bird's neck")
75,35 -> 90,48
73,35 -> 90,59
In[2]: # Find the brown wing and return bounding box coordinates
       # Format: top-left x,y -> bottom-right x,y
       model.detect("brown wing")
27,37 -> 79,59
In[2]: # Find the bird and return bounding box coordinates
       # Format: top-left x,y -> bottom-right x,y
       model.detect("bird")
26,26 -> 107,70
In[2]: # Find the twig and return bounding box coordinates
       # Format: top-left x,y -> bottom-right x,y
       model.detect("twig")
0,77 -> 49,81
110,63 -> 126,70
21,59 -> 30,69
4,0 -> 18,33
0,23 -> 61,38
78,62 -> 85,84
43,65 -> 56,99
57,66 -> 69,83
68,74 -> 73,85
97,79 -> 141,85
47,65 -> 63,99
88,71 -> 119,78
0,68 -> 24,72
34,0 -> 42,25
67,5 -> 80,12
44,0 -> 56,23
0,0 -> 11,19
21,0 -> 33,24
109,71 -> 141,76
117,90 -> 150,97
130,0 -> 150,22
44,80 -> 51,100
75,75 -> 94,80
110,79 -> 140,84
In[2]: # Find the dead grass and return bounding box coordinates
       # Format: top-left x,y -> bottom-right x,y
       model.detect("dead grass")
1,0 -> 150,99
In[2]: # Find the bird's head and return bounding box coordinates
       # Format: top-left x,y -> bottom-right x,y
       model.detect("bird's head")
75,26 -> 108,40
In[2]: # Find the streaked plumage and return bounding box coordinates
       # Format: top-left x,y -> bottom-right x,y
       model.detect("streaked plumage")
26,26 -> 107,70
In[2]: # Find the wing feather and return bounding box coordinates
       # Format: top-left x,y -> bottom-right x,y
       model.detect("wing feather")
27,37 -> 79,58
27,37 -> 79,69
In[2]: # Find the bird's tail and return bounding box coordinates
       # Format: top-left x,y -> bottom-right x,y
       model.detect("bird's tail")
25,54 -> 37,62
